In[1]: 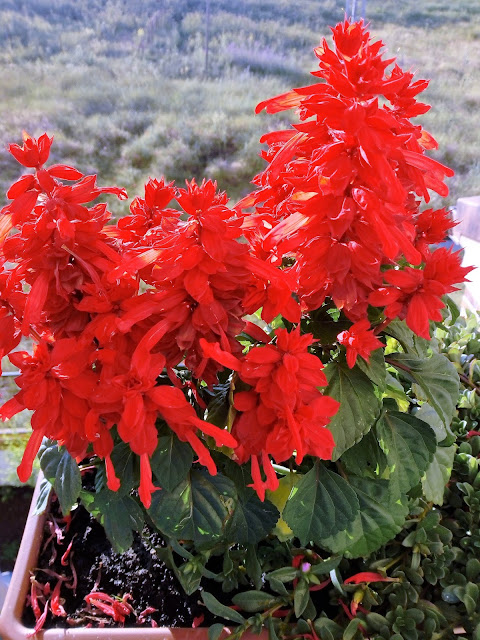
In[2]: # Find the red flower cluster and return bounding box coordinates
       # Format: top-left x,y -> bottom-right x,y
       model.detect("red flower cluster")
0,135 -> 239,508
238,19 -> 471,340
201,328 -> 339,499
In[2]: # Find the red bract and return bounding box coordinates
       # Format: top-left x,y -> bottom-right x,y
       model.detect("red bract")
0,141 -> 244,508
0,339 -> 98,482
369,248 -> 471,339
110,180 -> 255,384
201,327 -> 338,500
337,319 -> 383,368
8,132 -> 53,168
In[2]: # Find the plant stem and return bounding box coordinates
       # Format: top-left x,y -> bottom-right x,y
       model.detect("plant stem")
385,356 -> 412,374
459,372 -> 480,396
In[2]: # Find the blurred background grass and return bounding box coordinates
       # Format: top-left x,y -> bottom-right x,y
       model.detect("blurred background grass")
0,0 -> 479,215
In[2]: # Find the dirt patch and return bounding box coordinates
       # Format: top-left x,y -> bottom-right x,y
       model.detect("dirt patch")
0,486 -> 34,572
22,494 -> 216,629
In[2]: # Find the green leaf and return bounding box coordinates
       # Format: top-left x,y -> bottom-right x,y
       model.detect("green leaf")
356,348 -> 387,391
282,462 -> 359,545
314,618 -> 344,639
267,616 -> 281,640
266,567 -> 298,583
84,489 -> 144,553
231,590 -> 278,613
388,352 -> 459,428
201,591 -> 245,624
109,442 -> 136,496
227,488 -> 279,545
149,470 -> 236,545
38,441 -> 82,514
422,445 -> 456,505
376,411 -> 437,495
310,556 -> 341,576
245,546 -> 262,590
55,449 -> 81,515
443,295 -> 460,326
151,433 -> 193,492
341,429 -> 389,479
205,382 -> 231,428
294,578 -> 310,618
385,320 -> 432,357
33,477 -> 53,516
209,623 -> 229,640
38,439 -> 63,483
413,402 -> 448,442
322,477 -> 408,558
324,361 -> 382,460
383,373 -> 410,412
343,618 -> 364,640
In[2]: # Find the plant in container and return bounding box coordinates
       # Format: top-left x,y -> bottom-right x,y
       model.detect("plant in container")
0,18 -> 474,640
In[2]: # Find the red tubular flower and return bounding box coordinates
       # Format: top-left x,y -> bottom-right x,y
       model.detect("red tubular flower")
116,177 -> 178,242
344,571 -> 398,584
0,339 -> 99,481
202,327 -> 338,500
337,319 -> 383,368
111,178 -> 255,386
148,385 -> 237,477
369,248 -> 472,339
237,18 -> 466,331
8,132 -> 53,168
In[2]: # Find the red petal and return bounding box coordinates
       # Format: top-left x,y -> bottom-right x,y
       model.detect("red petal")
6,174 -> 36,199
199,339 -> 242,371
344,571 -> 395,584
17,428 -> 46,483
256,89 -> 302,114
22,271 -> 50,333
47,164 -> 84,180
243,321 -> 271,344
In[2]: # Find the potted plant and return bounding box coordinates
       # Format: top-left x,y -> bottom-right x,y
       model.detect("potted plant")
0,17 -> 474,639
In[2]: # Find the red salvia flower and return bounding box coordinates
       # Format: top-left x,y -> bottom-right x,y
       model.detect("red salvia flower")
238,18 -> 465,338
337,319 -> 383,368
201,327 -> 338,500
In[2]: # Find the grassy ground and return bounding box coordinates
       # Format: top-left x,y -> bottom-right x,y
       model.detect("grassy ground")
0,0 -> 479,211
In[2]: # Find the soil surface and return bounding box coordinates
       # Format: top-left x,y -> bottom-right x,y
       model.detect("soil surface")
22,494 -> 217,629
0,485 -> 34,572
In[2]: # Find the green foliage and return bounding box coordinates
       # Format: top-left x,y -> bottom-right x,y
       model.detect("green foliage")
388,352 -> 459,429
422,445 -> 456,504
282,462 -> 359,545
226,488 -> 279,546
150,432 -> 193,492
155,312 -> 480,639
38,439 -> 81,514
324,359 -> 382,460
376,411 -> 437,495
81,488 -> 144,554
322,477 -> 409,557
148,469 -> 236,545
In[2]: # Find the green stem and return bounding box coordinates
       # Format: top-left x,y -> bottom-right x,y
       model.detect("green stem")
272,464 -> 292,476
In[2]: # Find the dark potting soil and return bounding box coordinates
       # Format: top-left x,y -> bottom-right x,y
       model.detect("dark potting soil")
22,493 -> 218,629
0,485 -> 34,572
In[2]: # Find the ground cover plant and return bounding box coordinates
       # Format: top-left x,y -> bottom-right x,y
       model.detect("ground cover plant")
0,16 -> 476,639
